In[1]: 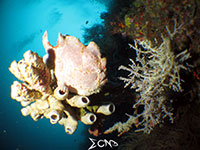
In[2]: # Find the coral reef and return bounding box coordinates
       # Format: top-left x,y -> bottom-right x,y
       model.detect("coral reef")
81,0 -> 200,149
118,98 -> 200,150
104,23 -> 191,135
9,32 -> 115,135
105,0 -> 197,43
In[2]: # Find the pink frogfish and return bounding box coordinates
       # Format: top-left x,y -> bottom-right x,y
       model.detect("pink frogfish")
42,31 -> 107,96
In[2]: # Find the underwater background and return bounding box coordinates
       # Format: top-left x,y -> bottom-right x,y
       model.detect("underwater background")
0,0 -> 110,150
1,0 -> 200,150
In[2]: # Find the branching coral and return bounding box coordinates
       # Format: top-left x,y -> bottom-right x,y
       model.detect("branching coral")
9,33 -> 115,135
105,25 -> 191,135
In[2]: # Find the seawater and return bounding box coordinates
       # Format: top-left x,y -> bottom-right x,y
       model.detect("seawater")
0,0 -> 110,149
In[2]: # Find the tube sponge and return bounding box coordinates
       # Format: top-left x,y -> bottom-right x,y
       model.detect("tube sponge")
97,103 -> 115,115
47,109 -> 62,124
80,112 -> 97,125
9,33 -> 115,135
9,50 -> 52,94
21,106 -> 31,116
66,95 -> 90,108
53,87 -> 68,100
11,81 -> 42,102
45,96 -> 64,124
59,110 -> 78,134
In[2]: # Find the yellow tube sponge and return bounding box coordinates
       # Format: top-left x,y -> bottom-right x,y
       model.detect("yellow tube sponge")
11,81 -> 42,103
66,95 -> 90,108
80,112 -> 97,125
53,87 -> 68,100
22,99 -> 50,121
59,110 -> 78,135
8,32 -> 115,135
45,96 -> 64,124
9,50 -> 52,94
96,103 -> 115,115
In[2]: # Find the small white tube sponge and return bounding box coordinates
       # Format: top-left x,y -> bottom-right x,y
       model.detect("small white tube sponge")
66,95 -> 90,108
80,112 -> 97,125
45,96 -> 64,124
20,100 -> 31,107
97,103 -> 115,115
59,110 -> 78,135
53,87 -> 68,100
21,106 -> 32,116
30,110 -> 42,121
47,109 -> 62,124
25,100 -> 50,121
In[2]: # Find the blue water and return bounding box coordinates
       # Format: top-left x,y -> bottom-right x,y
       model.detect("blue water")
0,0 -> 110,149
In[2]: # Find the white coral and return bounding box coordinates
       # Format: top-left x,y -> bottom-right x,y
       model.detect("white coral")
105,35 -> 190,135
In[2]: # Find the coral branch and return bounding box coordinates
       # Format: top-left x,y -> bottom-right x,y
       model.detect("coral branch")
105,34 -> 190,135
